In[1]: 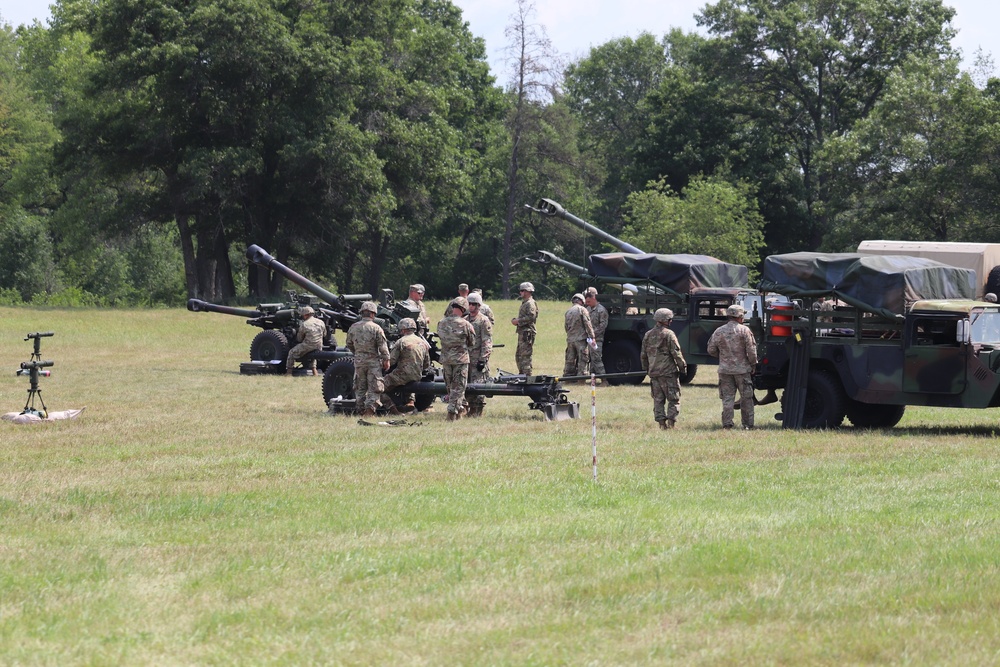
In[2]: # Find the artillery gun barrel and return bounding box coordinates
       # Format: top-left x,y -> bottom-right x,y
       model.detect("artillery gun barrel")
246,244 -> 350,307
525,198 -> 644,254
530,250 -> 589,276
186,299 -> 264,318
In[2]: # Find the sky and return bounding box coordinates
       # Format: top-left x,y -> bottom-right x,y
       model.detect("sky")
3,0 -> 999,78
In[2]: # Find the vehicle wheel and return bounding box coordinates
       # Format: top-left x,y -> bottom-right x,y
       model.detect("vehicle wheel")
322,358 -> 356,406
250,330 -> 289,364
388,390 -> 436,412
846,400 -> 905,429
986,265 -> 1000,296
603,339 -> 644,385
680,364 -> 698,385
801,369 -> 847,429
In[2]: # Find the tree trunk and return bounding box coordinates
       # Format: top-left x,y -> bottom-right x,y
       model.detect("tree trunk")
176,214 -> 199,298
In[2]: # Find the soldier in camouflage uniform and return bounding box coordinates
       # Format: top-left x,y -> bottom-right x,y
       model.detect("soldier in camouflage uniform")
707,304 -> 758,429
401,284 -> 430,332
584,287 -> 608,376
346,301 -> 390,417
511,282 -> 538,375
444,283 -> 471,318
641,308 -> 687,429
472,288 -> 495,325
286,306 -> 327,376
437,296 -> 476,420
378,318 -> 431,415
563,293 -> 596,378
465,292 -> 493,417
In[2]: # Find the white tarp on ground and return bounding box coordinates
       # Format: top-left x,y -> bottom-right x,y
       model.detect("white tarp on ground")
2,408 -> 85,424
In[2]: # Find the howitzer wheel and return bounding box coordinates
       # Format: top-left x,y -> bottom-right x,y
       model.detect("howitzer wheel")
603,339 -> 644,385
845,400 -> 905,429
322,358 -> 356,407
388,389 -> 436,413
250,330 -> 290,365
680,364 -> 698,385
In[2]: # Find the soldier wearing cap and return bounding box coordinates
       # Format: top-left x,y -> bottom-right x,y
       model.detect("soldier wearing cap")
286,305 -> 327,376
437,296 -> 476,420
346,301 -> 390,417
584,287 -> 609,377
444,283 -> 471,318
378,318 -> 431,414
472,288 -> 495,325
402,284 -> 429,331
511,282 -> 539,374
464,292 -> 493,417
563,293 -> 596,378
641,308 -> 686,429
707,304 -> 758,429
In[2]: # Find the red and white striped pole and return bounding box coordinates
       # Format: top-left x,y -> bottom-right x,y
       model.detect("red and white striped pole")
591,373 -> 597,482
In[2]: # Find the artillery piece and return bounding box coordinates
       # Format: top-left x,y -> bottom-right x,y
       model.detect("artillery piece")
526,198 -> 758,386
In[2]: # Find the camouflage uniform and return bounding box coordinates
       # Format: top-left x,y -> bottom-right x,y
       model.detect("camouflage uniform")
401,284 -> 430,332
465,307 -> 493,416
286,313 -> 327,374
437,310 -> 475,416
563,298 -> 596,377
346,314 -> 390,412
707,313 -> 758,429
514,287 -> 538,375
641,315 -> 686,427
586,299 -> 609,375
379,331 -> 431,407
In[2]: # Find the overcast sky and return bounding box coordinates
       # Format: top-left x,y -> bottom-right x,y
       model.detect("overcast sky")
4,0 -> 999,78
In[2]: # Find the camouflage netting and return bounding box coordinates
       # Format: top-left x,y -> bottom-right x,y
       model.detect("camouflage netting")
587,253 -> 749,294
759,253 -> 977,317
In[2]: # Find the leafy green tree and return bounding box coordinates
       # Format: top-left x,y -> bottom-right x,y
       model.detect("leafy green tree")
622,175 -> 765,269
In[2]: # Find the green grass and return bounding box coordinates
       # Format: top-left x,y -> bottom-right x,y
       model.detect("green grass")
2,302 -> 1000,665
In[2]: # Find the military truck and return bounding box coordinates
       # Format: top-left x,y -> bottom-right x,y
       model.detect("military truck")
527,198 -> 760,385
751,252 -> 1000,429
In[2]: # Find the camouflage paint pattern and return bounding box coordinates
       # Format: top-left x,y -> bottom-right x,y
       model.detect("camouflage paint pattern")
286,316 -> 327,372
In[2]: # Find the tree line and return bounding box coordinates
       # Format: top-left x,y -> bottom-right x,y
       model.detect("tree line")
1,0 -> 997,306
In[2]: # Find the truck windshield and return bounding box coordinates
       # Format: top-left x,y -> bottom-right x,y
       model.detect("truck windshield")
969,309 -> 1000,345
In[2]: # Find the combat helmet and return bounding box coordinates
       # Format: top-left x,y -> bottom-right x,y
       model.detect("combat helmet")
654,308 -> 674,323
726,304 -> 745,318
467,292 -> 482,305
299,305 -> 315,316
519,282 -> 534,292
572,293 -> 585,304
450,296 -> 469,313
398,318 -> 417,331
360,301 -> 378,315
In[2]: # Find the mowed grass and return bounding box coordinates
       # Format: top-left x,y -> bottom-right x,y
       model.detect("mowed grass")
2,302 -> 1000,665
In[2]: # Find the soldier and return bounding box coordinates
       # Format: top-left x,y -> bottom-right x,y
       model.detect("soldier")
465,292 -> 493,417
402,284 -> 430,331
444,283 -> 471,318
623,289 -> 639,315
346,301 -> 390,417
511,282 -> 538,375
437,296 -> 476,420
378,318 -> 431,415
707,304 -> 758,430
286,306 -> 327,376
641,308 -> 687,429
584,287 -> 608,377
563,293 -> 596,378
472,288 -> 495,325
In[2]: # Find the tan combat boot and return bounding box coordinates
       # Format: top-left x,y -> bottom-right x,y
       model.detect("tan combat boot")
385,404 -> 402,416
360,407 -> 376,418
665,419 -> 675,429
657,420 -> 668,430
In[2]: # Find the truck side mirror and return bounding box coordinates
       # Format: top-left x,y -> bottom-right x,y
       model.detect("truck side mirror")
957,319 -> 971,344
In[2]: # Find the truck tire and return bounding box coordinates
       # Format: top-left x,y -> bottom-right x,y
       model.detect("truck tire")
680,364 -> 698,385
250,330 -> 289,364
987,265 -> 1000,297
802,369 -> 847,429
603,339 -> 645,385
322,358 -> 356,406
846,400 -> 905,429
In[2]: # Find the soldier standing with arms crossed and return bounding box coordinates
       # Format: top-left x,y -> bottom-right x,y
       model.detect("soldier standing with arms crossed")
563,293 -> 596,378
584,287 -> 608,377
464,293 -> 493,418
707,304 -> 758,430
437,297 -> 476,420
286,306 -> 327,376
378,318 -> 431,415
346,301 -> 390,418
511,282 -> 538,375
641,308 -> 687,430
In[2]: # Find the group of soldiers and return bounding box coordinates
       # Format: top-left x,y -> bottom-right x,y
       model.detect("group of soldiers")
286,281 -> 761,429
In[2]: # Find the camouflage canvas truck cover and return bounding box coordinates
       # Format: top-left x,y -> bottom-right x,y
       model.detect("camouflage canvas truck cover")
752,252 -> 1000,429
585,252 -> 755,385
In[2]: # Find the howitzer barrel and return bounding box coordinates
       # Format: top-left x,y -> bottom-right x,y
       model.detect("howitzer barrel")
246,245 -> 344,307
531,251 -> 589,276
187,299 -> 263,318
526,198 -> 644,254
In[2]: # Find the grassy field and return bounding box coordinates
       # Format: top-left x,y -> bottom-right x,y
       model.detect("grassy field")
2,301 -> 1000,665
